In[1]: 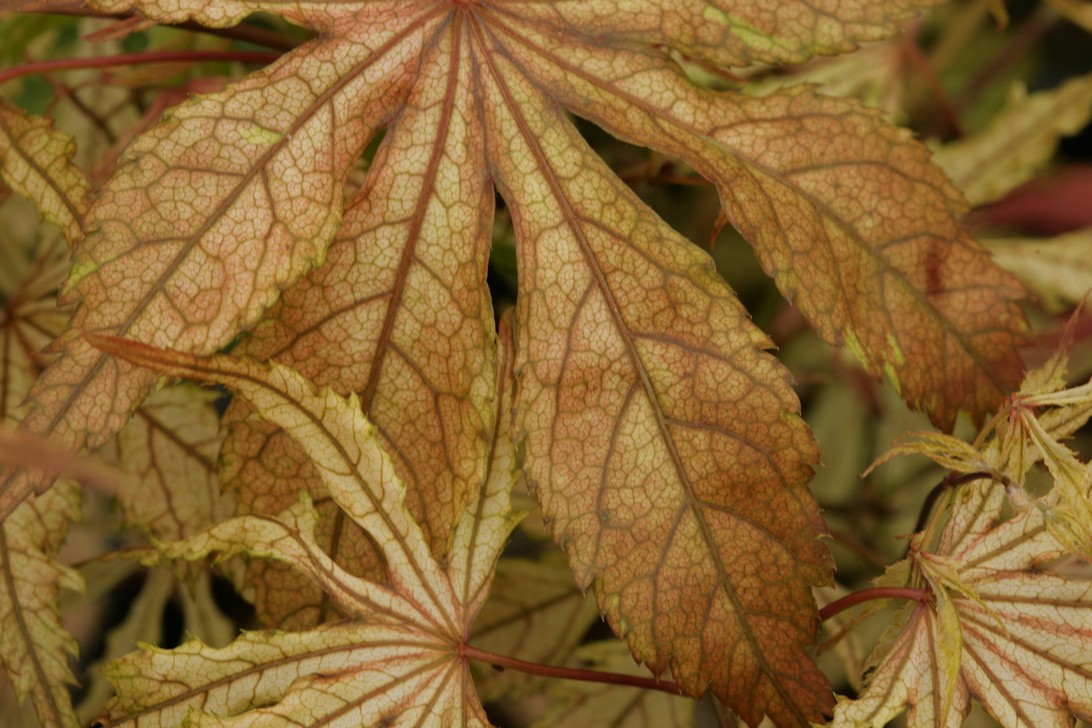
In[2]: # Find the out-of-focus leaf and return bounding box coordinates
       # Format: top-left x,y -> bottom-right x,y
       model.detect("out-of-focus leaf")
934,74 -> 1092,206
0,480 -> 82,728
986,228 -> 1092,312
104,385 -> 229,542
471,553 -> 599,702
0,99 -> 90,247
531,640 -> 695,728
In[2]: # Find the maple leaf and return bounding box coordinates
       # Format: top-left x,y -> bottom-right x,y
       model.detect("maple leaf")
0,99 -> 90,247
89,320 -> 519,727
0,115 -> 86,727
830,480 -> 1092,727
0,479 -> 82,728
103,384 -> 230,543
985,228 -> 1092,312
5,2 -> 1030,723
933,72 -> 1092,207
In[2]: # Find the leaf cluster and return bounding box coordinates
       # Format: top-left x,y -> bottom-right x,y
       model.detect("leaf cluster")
0,2 -> 1089,728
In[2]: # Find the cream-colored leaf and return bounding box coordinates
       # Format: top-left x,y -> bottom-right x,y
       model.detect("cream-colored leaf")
100,622 -> 484,728
448,311 -> 518,623
0,480 -> 82,728
93,336 -> 518,727
219,411 -> 384,628
830,602 -> 968,728
75,567 -> 234,725
89,337 -> 460,631
868,432 -> 992,476
987,228 -> 1092,313
833,481 -> 1092,727
0,99 -> 90,247
146,494 -> 425,627
934,73 -> 1092,206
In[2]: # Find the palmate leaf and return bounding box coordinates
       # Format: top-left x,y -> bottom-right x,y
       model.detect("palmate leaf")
0,107 -> 85,728
6,2 -> 1030,724
0,99 -> 90,247
90,324 -> 519,727
830,481 -> 1092,727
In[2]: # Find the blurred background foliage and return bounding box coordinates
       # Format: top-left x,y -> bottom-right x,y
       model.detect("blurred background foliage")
1,1 -> 1091,726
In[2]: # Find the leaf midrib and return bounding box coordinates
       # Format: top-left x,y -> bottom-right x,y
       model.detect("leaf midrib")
489,14 -> 1013,403
36,5 -> 449,441
470,17 -> 810,724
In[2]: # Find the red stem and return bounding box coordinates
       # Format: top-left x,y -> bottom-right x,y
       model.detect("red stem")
0,50 -> 282,87
461,644 -> 685,696
819,587 -> 928,622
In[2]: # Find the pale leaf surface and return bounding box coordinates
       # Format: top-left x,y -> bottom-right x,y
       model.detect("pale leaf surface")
832,482 -> 1092,727
219,412 -> 385,628
831,602 -> 968,728
448,311 -> 517,621
94,337 -> 517,727
0,100 -> 90,247
479,13 -> 1027,429
497,0 -> 942,66
75,568 -> 234,725
531,640 -> 695,728
89,339 -> 460,628
0,480 -> 82,728
934,73 -> 1092,206
987,228 -> 1092,312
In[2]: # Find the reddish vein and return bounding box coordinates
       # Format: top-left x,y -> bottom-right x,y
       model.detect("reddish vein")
461,644 -> 685,696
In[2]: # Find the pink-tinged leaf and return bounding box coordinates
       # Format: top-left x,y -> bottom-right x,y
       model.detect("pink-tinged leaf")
0,100 -> 90,248
2,3 -> 443,517
479,10 -> 1028,429
833,482 -> 1092,727
219,14 -> 496,627
475,31 -> 831,726
500,0 -> 943,66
